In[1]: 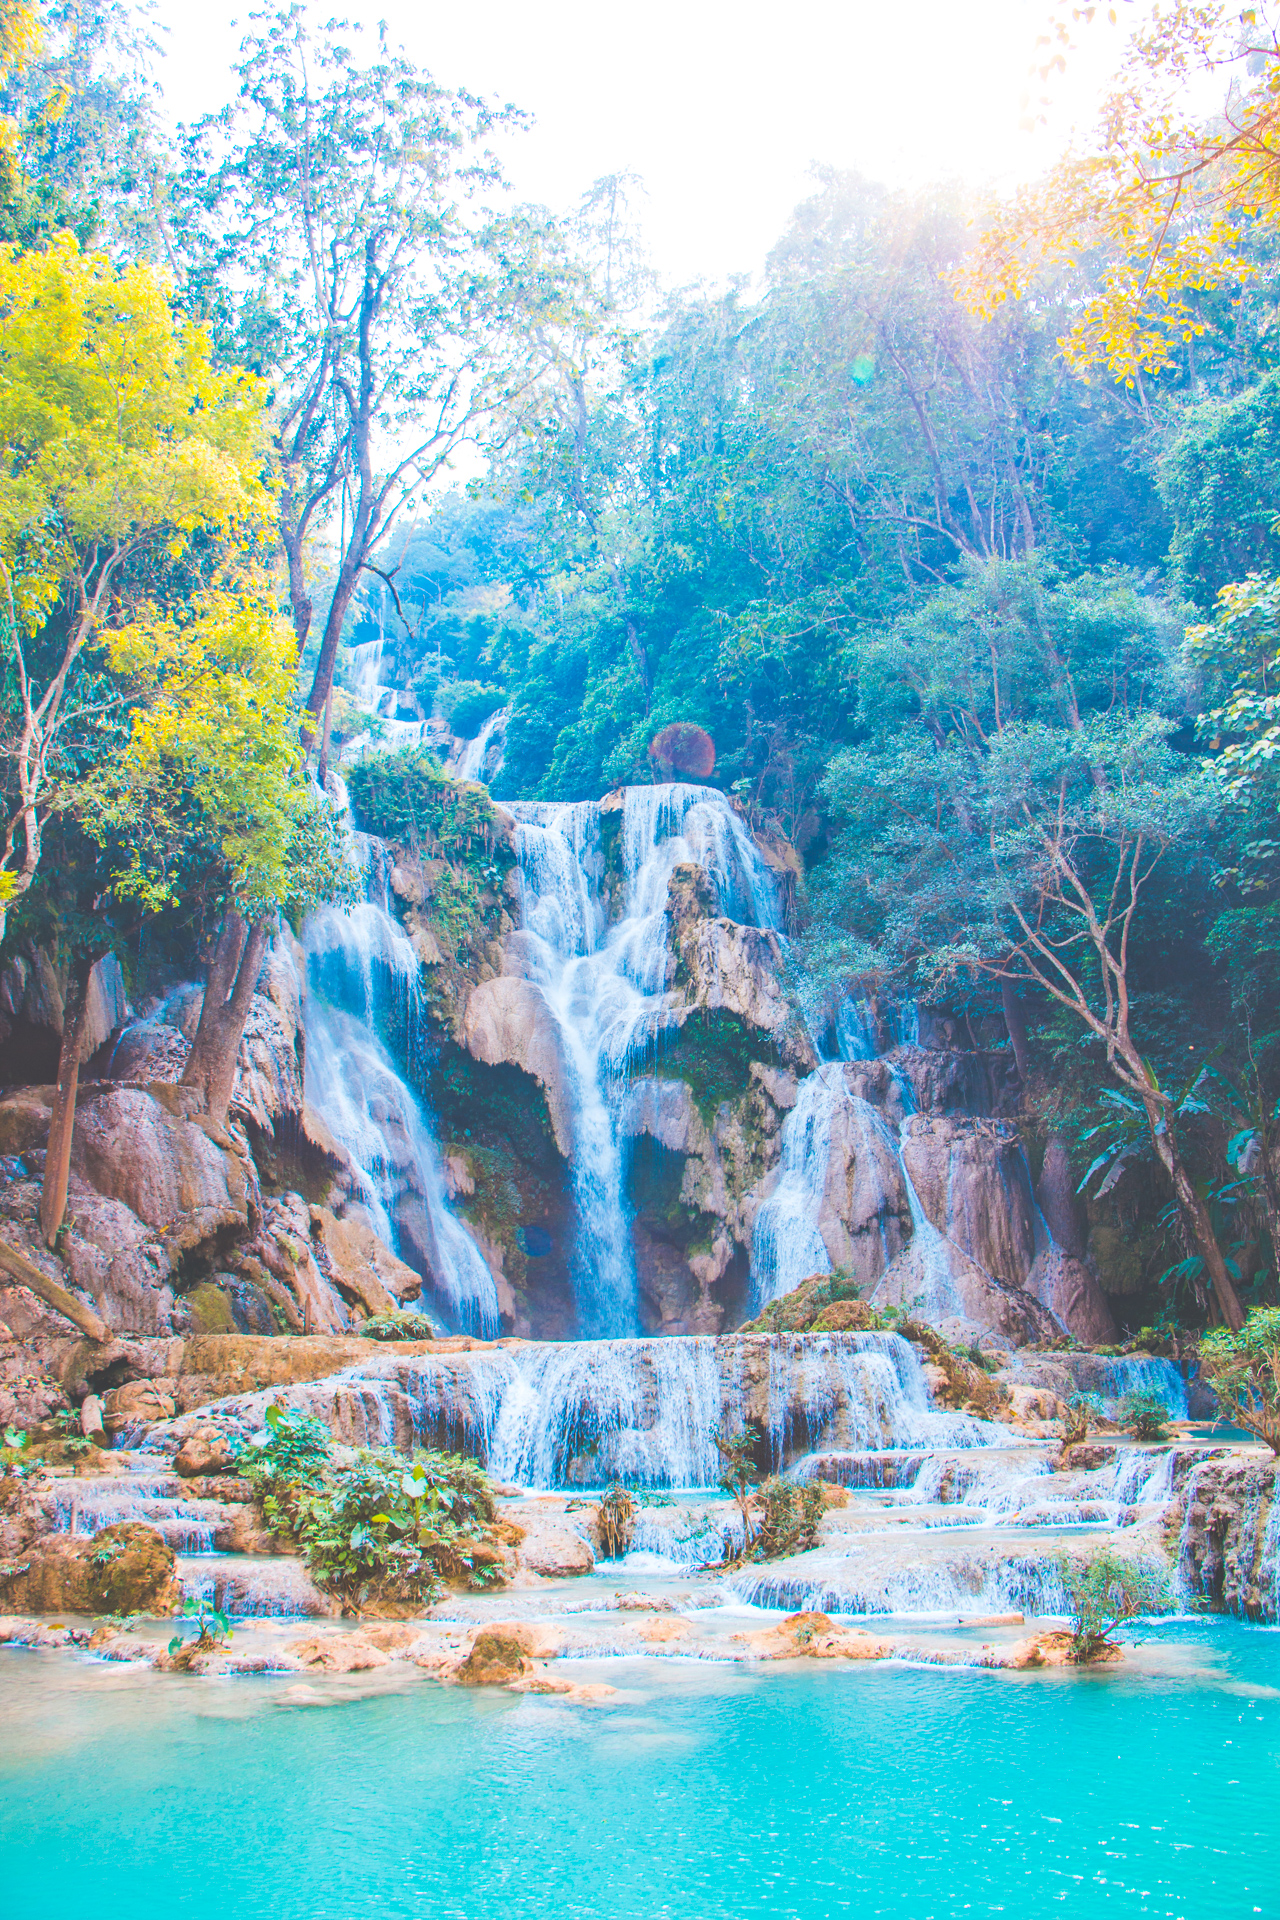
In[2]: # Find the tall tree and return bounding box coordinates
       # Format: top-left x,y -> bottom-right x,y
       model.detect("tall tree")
176,5 -> 554,769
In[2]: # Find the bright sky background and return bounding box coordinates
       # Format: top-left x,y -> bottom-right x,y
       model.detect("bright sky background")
152,0 -> 1132,290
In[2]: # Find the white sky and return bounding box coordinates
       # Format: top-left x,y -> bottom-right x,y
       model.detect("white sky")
151,0 -> 1131,289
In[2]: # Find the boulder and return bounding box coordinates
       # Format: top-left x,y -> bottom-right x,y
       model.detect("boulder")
450,1625 -> 538,1686
173,1424 -> 235,1477
1,1521 -> 178,1616
460,969 -> 574,1156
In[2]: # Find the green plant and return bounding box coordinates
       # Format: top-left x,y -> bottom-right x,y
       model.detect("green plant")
1118,1388 -> 1173,1443
751,1478 -> 825,1561
167,1594 -> 233,1659
1057,1548 -> 1173,1663
1061,1391 -> 1107,1448
713,1422 -> 763,1558
1199,1308 -> 1280,1453
234,1403 -> 332,1493
359,1310 -> 437,1343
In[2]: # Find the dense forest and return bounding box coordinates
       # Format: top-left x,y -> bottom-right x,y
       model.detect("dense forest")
4,0 -> 1280,1357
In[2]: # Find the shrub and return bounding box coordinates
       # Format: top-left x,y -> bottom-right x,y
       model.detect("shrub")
1061,1390 -> 1107,1448
713,1422 -> 764,1557
1119,1388 -> 1173,1442
596,1484 -> 635,1558
1057,1547 -> 1173,1662
359,1310 -> 437,1343
752,1478 -> 825,1561
238,1406 -> 501,1612
439,679 -> 504,737
1199,1308 -> 1280,1453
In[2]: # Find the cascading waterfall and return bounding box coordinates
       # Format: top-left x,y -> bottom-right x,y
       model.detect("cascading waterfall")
748,1066 -> 842,1306
505,783 -> 779,1337
749,998 -> 961,1315
300,817 -> 499,1335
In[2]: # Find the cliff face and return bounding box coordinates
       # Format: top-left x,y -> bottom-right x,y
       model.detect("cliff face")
0,783 -> 1121,1350
1170,1455 -> 1280,1621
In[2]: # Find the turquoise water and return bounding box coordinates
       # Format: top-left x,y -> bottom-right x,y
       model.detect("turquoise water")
2,1622 -> 1278,1919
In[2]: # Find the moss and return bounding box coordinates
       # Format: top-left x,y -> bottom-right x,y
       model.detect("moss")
449,1142 -> 528,1290
183,1282 -> 236,1335
637,1011 -> 781,1128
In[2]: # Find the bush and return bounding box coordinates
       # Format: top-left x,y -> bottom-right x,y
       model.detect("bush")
596,1484 -> 635,1558
236,1403 -> 501,1611
1119,1388 -> 1173,1442
1199,1308 -> 1280,1453
1057,1547 -> 1173,1662
752,1478 -> 825,1561
439,679 -> 504,737
359,1310 -> 438,1343
1061,1390 -> 1107,1448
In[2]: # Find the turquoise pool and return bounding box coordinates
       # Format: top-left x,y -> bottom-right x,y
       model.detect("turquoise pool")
2,1622 -> 1277,1919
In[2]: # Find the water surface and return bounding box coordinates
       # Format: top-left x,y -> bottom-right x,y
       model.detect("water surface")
2,1621 -> 1277,1919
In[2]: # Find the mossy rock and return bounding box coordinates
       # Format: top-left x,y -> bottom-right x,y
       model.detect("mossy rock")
740,1273 -> 870,1334
2,1521 -> 179,1616
183,1282 -> 236,1335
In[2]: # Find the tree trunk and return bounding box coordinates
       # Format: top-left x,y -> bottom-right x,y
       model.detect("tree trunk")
1001,980 -> 1030,1085
39,951 -> 97,1249
1148,1115 -> 1245,1330
0,1233 -> 108,1341
181,911 -> 271,1124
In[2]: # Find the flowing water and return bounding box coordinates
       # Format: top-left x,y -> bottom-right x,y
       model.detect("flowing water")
300,831 -> 498,1335
2,1622 -> 1276,1920
506,784 -> 778,1335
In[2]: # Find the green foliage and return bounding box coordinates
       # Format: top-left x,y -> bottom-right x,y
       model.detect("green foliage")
234,1403 -> 331,1493
235,1400 -> 500,1611
751,1477 -> 825,1562
167,1594 -> 233,1659
1199,1308 -> 1280,1453
1062,1391 -> 1108,1448
1057,1548 -> 1173,1663
358,1310 -> 438,1343
346,749 -> 501,857
1118,1389 -> 1174,1443
438,679 -> 504,736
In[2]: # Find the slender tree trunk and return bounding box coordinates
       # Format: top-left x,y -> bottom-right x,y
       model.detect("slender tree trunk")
0,1234 -> 108,1341
1147,1113 -> 1245,1330
1002,980 -> 1030,1085
181,911 -> 271,1124
39,951 -> 97,1249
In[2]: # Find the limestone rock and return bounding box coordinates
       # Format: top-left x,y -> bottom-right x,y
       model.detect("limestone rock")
450,1627 -> 536,1686
308,1205 -> 422,1317
517,1522 -> 595,1577
1,1521 -> 178,1616
173,1424 -> 235,1477
461,968 -> 573,1156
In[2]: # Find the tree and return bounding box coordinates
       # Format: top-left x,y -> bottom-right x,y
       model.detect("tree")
176,6 -> 555,770
1057,1546 -> 1172,1662
94,587 -> 352,1127
1199,1305 -> 1280,1451
0,235 -> 273,941
805,559 -> 1246,1328
962,2 -> 1280,382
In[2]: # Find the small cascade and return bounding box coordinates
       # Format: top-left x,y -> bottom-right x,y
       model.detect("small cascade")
301,816 -> 499,1336
506,783 -> 779,1336
45,1477 -> 223,1553
204,1330 -> 1007,1492
451,705 -> 508,784
748,1066 -> 842,1307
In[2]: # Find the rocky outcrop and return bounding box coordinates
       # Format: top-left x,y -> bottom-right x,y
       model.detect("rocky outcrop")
0,1519 -> 179,1616
1169,1454 -> 1279,1620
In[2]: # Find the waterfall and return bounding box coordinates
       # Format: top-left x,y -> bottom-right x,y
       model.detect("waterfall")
749,999 -> 960,1316
506,783 -> 779,1337
748,1066 -> 841,1307
452,705 -> 508,783
300,834 -> 499,1335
